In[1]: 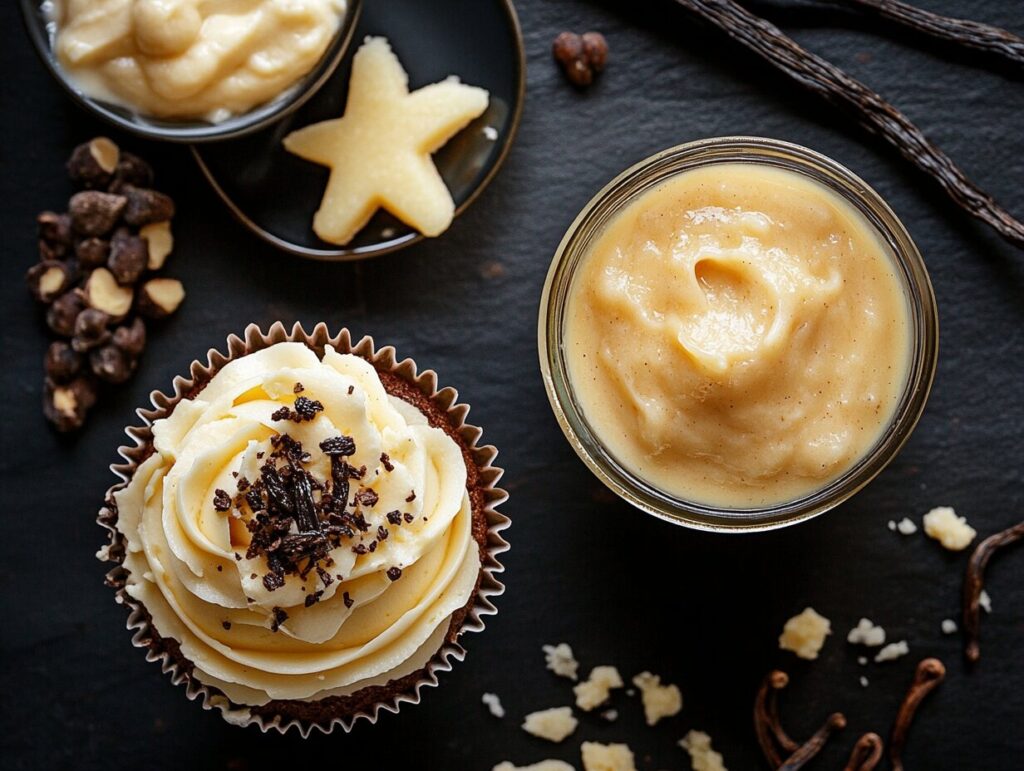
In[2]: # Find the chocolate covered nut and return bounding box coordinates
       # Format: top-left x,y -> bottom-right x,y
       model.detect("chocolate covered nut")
107,227 -> 148,285
112,318 -> 146,357
140,221 -> 173,269
75,236 -> 111,268
69,191 -> 127,236
43,375 -> 97,431
90,343 -> 136,383
26,260 -> 74,303
84,267 -> 133,320
67,138 -> 120,189
45,341 -> 83,382
109,152 -> 154,192
137,278 -> 185,318
46,290 -> 86,337
122,186 -> 175,226
38,211 -> 73,249
72,308 -> 113,352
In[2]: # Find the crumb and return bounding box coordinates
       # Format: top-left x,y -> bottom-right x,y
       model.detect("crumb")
482,692 -> 505,718
522,707 -> 578,743
632,672 -> 682,726
779,608 -> 831,660
887,520 -> 896,531
896,517 -> 918,535
679,730 -> 728,771
493,762 -> 574,771
858,656 -> 868,666
574,666 -> 623,711
859,676 -> 869,688
543,643 -> 579,681
483,125 -> 499,140
941,619 -> 958,634
923,506 -> 976,551
601,709 -> 618,722
625,689 -> 635,697
847,618 -> 886,647
581,742 -> 636,771
979,590 -> 992,613
874,640 -> 910,663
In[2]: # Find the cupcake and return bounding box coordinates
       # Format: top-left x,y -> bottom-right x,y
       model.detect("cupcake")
98,323 -> 508,734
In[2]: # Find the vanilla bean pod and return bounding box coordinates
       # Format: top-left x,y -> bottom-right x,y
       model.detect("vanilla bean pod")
777,712 -> 846,770
753,670 -> 799,767
963,520 -> 1024,663
671,0 -> 1024,250
843,732 -> 884,771
826,0 -> 1024,67
888,658 -> 945,771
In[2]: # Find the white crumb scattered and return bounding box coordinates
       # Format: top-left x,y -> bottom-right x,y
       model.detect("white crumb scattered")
941,619 -> 958,634
874,640 -> 910,663
858,656 -> 868,666
482,692 -> 505,718
380,226 -> 397,239
544,643 -> 580,681
632,671 -> 683,726
847,618 -> 886,647
779,607 -> 831,660
860,676 -> 869,688
896,517 -> 918,535
522,707 -> 578,743
483,125 -> 499,140
979,590 -> 992,613
95,544 -> 110,560
580,742 -> 637,771
923,506 -> 976,551
625,689 -> 635,697
600,709 -> 618,722
493,761 -> 575,771
574,666 -> 624,711
887,520 -> 897,531
679,730 -> 728,771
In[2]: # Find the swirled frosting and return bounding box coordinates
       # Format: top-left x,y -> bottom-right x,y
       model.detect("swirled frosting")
113,343 -> 480,706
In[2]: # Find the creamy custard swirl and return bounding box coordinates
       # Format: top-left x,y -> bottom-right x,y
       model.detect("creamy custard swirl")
54,0 -> 346,120
114,344 -> 480,706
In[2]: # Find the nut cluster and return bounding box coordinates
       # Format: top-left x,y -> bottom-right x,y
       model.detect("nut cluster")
552,31 -> 609,87
26,137 -> 186,431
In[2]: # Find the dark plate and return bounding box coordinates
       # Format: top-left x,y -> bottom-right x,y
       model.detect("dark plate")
192,0 -> 525,260
19,0 -> 362,143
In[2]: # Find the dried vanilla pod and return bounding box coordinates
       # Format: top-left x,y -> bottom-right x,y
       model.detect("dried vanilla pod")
26,260 -> 75,303
69,190 -> 127,236
67,137 -> 119,189
31,138 -> 182,431
46,290 -> 86,337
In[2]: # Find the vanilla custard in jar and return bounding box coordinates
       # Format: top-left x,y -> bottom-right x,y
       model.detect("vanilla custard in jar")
562,159 -> 915,510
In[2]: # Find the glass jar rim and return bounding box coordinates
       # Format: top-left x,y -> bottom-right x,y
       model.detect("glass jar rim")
537,136 -> 939,532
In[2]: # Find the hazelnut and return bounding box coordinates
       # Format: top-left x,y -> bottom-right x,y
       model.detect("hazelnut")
44,375 -> 98,432
67,138 -> 120,189
112,318 -> 146,357
122,186 -> 175,226
107,227 -> 148,285
26,260 -> 74,303
109,152 -> 154,193
90,343 -> 137,384
84,267 -> 134,320
46,290 -> 86,337
45,341 -> 83,382
72,308 -> 113,352
137,278 -> 185,319
39,239 -> 68,262
38,211 -> 73,248
140,221 -> 173,270
582,32 -> 608,73
553,31 -> 608,87
75,236 -> 111,268
69,191 -> 127,236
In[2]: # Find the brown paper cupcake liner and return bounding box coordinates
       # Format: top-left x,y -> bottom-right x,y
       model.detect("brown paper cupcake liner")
97,322 -> 510,736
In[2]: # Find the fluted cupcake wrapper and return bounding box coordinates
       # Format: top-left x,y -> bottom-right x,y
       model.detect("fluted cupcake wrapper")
97,322 -> 510,736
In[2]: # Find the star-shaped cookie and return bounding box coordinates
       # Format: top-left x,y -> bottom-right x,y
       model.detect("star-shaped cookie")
283,37 -> 489,245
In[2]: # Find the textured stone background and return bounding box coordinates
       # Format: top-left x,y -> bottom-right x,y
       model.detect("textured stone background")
1,0 -> 1021,769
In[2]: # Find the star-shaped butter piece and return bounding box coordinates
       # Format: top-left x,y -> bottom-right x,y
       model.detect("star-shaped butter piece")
283,36 -> 489,245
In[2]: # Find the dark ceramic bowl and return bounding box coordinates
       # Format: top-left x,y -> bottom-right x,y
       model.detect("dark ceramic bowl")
19,0 -> 362,143
192,0 -> 525,260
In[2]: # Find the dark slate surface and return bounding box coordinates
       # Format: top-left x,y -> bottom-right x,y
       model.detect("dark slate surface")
1,1 -> 1021,769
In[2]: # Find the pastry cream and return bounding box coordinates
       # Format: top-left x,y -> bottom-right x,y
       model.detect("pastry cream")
113,343 -> 479,706
565,163 -> 911,508
53,0 -> 346,121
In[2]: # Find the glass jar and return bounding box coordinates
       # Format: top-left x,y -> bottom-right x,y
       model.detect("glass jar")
538,136 -> 938,532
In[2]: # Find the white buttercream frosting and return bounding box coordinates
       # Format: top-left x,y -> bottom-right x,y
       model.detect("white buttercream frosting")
114,343 -> 479,705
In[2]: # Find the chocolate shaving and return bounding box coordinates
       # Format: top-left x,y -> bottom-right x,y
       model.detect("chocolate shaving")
406,491 -> 416,503
320,435 -> 356,457
212,488 -> 232,512
221,621 -> 231,630
963,520 -> 1024,663
403,512 -> 414,523
380,453 -> 394,472
270,607 -> 288,632
343,591 -> 353,608
386,566 -> 403,581
387,510 -> 402,525
293,382 -> 304,393
355,489 -> 379,508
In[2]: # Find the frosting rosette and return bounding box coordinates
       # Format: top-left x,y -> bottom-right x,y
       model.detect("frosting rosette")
113,342 -> 481,706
